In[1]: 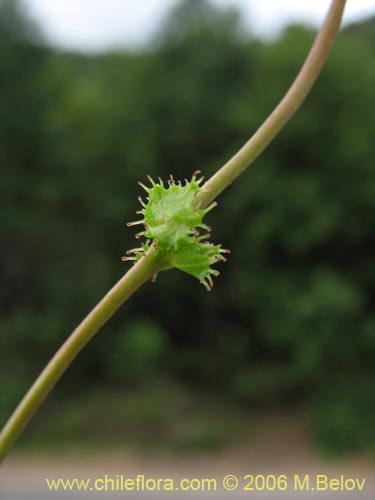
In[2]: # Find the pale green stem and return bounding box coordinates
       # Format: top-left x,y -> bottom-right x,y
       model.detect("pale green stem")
197,0 -> 347,208
0,0 -> 346,463
0,249 -> 159,462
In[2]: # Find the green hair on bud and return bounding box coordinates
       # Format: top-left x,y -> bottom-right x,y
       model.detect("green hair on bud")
122,172 -> 229,291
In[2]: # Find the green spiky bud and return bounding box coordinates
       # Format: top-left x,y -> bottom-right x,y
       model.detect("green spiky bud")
123,172 -> 229,291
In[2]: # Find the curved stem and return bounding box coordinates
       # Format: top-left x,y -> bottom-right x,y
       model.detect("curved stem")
197,0 -> 346,208
0,250 -> 159,462
0,0 -> 346,463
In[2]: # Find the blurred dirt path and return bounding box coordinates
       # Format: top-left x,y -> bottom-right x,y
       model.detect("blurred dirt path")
1,416 -> 373,499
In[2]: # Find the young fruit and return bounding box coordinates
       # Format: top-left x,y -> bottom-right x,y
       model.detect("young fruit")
122,172 -> 229,291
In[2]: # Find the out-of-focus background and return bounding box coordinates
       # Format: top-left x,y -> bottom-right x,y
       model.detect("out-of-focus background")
0,0 -> 374,495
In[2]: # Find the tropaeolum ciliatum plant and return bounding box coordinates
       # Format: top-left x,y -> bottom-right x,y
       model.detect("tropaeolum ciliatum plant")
0,0 -> 347,462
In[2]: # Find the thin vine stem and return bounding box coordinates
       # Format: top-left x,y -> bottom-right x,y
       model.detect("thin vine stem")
197,0 -> 347,208
0,249 -> 159,462
0,0 -> 346,463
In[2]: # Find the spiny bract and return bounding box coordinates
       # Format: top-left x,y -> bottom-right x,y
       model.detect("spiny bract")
122,171 -> 229,291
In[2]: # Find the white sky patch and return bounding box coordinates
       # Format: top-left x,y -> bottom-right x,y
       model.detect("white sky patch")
217,0 -> 374,36
22,0 -> 374,52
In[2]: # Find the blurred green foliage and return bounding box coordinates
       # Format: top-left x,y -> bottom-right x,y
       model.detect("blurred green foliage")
0,0 -> 374,454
